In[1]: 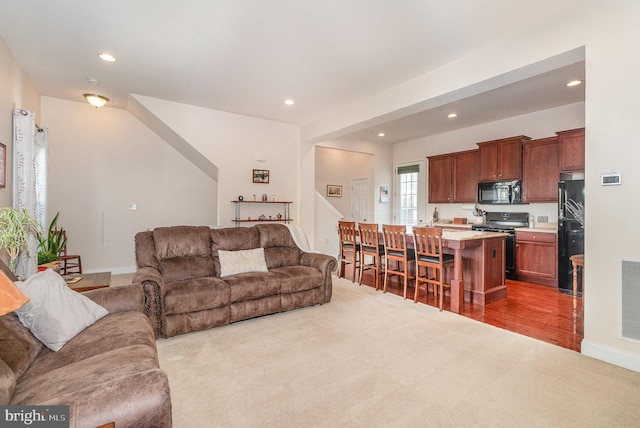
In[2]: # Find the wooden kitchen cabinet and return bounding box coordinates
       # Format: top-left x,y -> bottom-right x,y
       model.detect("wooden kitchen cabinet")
522,136 -> 560,202
428,154 -> 452,203
477,135 -> 531,181
557,128 -> 585,172
428,149 -> 479,203
515,230 -> 557,287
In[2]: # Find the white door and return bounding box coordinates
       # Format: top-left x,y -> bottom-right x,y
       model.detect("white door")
351,178 -> 369,222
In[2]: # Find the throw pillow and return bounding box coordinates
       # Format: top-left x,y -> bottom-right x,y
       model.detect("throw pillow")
218,248 -> 268,277
15,269 -> 109,351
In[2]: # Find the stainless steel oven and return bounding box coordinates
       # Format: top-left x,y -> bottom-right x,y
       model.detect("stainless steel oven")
471,212 -> 529,280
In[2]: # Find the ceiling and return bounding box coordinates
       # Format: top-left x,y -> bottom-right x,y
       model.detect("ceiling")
0,0 -> 587,143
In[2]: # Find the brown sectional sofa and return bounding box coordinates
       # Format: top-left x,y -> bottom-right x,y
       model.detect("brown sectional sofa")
133,224 -> 336,338
0,262 -> 172,428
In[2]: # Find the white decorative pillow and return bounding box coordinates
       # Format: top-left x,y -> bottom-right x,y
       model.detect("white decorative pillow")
218,248 -> 268,277
15,269 -> 109,351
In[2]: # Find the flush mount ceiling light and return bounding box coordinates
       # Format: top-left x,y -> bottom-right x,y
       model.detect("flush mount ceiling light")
378,132 -> 386,137
98,52 -> 116,62
284,99 -> 295,105
83,93 -> 109,108
566,80 -> 583,87
448,112 -> 458,118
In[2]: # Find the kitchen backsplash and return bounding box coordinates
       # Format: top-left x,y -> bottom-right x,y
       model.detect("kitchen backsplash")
427,202 -> 558,225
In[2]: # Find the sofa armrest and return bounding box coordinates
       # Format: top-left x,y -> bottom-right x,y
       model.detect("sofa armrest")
132,267 -> 167,338
82,285 -> 146,314
300,252 -> 337,303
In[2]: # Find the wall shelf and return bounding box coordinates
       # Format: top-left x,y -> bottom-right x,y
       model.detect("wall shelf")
232,200 -> 292,225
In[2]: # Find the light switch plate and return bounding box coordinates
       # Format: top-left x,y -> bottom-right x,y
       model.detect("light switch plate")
537,216 -> 548,223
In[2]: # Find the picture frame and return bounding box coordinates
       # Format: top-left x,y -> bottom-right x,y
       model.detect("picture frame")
252,169 -> 269,184
327,185 -> 342,198
0,143 -> 5,188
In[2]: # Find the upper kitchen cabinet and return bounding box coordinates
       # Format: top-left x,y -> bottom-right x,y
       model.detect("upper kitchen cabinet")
557,127 -> 585,172
522,136 -> 560,202
477,135 -> 531,181
428,149 -> 479,203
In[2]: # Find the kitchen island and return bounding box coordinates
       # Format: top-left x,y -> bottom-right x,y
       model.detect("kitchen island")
439,230 -> 508,313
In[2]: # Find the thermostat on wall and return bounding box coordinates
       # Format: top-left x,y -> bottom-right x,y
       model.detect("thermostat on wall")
600,169 -> 621,186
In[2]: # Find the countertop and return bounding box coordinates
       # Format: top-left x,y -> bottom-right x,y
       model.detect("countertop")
441,230 -> 509,241
434,220 -> 557,234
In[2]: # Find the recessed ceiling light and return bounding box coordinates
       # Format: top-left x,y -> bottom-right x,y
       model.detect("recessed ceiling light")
87,77 -> 100,86
378,132 -> 385,137
284,99 -> 294,105
98,53 -> 116,62
566,80 -> 583,87
448,113 -> 458,118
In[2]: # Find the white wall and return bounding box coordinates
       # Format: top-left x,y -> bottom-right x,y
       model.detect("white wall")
394,102 -> 585,223
0,37 -> 40,209
131,95 -> 300,228
42,97 -> 218,273
315,147 -> 374,219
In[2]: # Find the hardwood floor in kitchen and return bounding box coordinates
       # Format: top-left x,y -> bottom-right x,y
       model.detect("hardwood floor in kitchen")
346,266 -> 584,352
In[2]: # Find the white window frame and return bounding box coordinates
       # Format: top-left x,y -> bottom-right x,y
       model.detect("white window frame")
394,160 -> 426,227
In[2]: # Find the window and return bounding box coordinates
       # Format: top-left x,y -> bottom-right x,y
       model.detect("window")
395,161 -> 425,227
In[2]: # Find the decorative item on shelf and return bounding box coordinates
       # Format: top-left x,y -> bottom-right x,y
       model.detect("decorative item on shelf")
259,214 -> 266,220
0,207 -> 38,273
238,195 -> 244,201
252,194 -> 256,201
269,215 -> 273,220
271,195 -> 277,201
277,213 -> 282,220
262,193 -> 268,202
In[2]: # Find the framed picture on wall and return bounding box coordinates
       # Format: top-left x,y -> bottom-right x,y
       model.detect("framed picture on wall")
0,143 -> 5,188
252,169 -> 270,184
327,185 -> 342,197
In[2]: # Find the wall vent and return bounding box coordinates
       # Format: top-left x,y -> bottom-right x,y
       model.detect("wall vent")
621,260 -> 640,341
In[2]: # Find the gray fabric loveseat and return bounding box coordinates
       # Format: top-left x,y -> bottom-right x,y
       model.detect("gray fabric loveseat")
0,262 -> 172,428
133,224 -> 336,338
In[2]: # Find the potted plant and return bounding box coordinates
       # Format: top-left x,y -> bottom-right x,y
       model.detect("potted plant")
37,212 -> 67,266
0,207 -> 38,273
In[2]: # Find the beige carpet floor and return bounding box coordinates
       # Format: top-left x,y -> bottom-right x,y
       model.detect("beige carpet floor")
156,277 -> 640,427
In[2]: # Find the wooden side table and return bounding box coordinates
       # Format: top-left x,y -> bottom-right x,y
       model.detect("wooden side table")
64,272 -> 111,292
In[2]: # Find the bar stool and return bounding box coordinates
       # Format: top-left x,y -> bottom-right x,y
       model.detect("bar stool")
413,226 -> 455,311
570,254 -> 585,314
358,223 -> 385,290
381,224 -> 415,299
338,221 -> 360,283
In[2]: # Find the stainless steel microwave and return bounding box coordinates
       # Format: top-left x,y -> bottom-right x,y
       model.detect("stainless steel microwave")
478,180 -> 523,204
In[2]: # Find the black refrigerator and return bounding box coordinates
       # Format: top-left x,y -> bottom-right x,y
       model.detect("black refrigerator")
558,179 -> 585,294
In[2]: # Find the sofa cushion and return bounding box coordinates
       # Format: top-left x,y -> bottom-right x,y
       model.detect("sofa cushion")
0,313 -> 43,380
225,271 -> 283,302
211,227 -> 261,276
270,265 -> 324,293
15,269 -> 109,351
154,226 -> 216,282
218,248 -> 268,277
11,345 -> 172,428
257,224 -> 301,268
0,358 -> 15,405
164,277 -> 230,315
22,312 -> 156,382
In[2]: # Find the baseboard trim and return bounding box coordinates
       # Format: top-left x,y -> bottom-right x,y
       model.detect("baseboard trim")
581,339 -> 640,373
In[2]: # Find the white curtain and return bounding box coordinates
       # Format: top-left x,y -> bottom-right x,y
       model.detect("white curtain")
12,109 -> 48,278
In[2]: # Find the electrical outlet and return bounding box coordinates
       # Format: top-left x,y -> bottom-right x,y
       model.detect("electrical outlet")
537,216 -> 548,223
